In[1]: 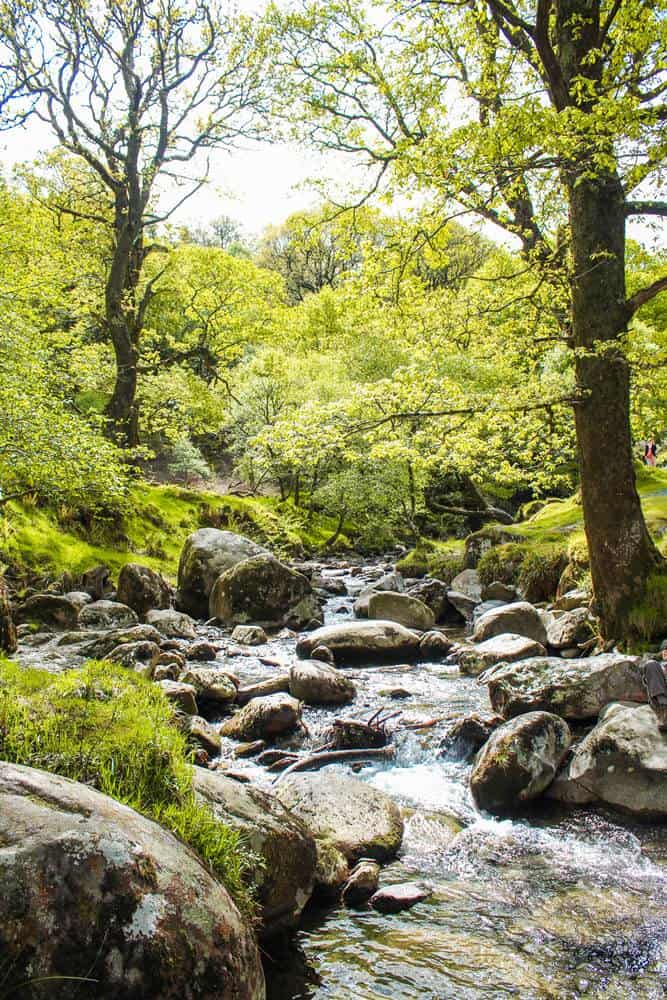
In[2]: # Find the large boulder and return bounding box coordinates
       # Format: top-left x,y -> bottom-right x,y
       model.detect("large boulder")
367,591 -> 435,630
16,594 -> 80,630
458,633 -> 546,677
546,607 -> 593,650
0,762 -> 264,999
275,772 -> 404,865
548,702 -> 667,819
296,620 -> 421,663
353,572 -> 405,617
178,529 -> 269,618
79,624 -> 163,658
406,578 -> 463,624
473,601 -> 547,645
180,666 -> 238,705
485,653 -> 646,720
220,694 -> 301,741
446,590 -> 478,622
464,527 -> 519,569
289,660 -> 356,705
146,608 -> 197,639
449,569 -> 482,602
194,769 -> 317,934
79,600 -> 138,630
116,562 -> 172,617
470,711 -> 571,815
209,555 -> 320,629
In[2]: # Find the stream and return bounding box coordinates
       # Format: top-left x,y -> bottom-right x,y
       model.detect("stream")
16,560 -> 667,999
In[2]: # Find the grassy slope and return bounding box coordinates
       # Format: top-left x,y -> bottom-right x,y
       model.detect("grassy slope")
0,483 -> 349,583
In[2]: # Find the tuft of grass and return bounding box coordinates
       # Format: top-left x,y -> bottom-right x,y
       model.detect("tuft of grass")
0,659 -> 258,917
627,570 -> 667,644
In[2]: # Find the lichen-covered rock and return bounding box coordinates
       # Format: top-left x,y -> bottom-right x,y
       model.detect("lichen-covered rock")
458,633 -> 546,677
220,694 -> 301,741
353,572 -> 405,617
341,859 -> 381,906
464,527 -> 518,569
0,762 -> 265,1000
116,562 -> 172,617
78,624 -> 163,658
406,578 -> 462,624
187,640 -> 218,662
450,569 -> 482,601
547,702 -> 667,819
146,608 -> 197,639
289,660 -> 356,705
446,589 -> 478,622
107,640 -> 160,676
470,711 -> 571,815
177,529 -> 270,618
473,601 -> 547,645
231,625 -> 268,645
546,607 -> 593,650
209,555 -> 321,629
194,769 -> 317,934
419,630 -> 453,659
16,593 -> 80,630
184,715 -> 222,754
296,620 -> 421,663
79,600 -> 138,630
554,589 -> 590,612
367,591 -> 435,630
485,653 -> 646,720
180,667 -> 238,705
275,773 -> 404,864
438,713 -> 502,761
157,679 -> 198,715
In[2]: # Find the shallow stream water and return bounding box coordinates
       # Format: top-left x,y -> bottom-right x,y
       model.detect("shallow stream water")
16,561 -> 667,999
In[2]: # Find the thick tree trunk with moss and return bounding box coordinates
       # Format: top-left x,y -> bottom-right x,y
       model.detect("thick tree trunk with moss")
569,171 -> 662,638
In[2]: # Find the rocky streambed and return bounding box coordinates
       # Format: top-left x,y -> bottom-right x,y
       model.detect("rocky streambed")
7,538 -> 667,998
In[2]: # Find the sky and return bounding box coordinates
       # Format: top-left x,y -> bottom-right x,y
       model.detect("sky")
1,116 -> 663,251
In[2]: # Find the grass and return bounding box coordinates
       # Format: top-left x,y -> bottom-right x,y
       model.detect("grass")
0,482 -> 351,585
0,658 -> 258,916
396,538 -> 465,579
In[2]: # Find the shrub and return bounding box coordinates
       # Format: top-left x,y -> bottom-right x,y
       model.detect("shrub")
0,659 -> 257,916
167,439 -> 212,484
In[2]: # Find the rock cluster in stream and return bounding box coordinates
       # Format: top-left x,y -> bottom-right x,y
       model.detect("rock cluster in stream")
7,526 -> 667,994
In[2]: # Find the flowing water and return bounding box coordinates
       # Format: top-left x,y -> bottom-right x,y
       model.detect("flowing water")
16,561 -> 667,998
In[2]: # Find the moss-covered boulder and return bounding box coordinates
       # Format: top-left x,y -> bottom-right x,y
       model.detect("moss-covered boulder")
276,772 -> 404,867
209,555 -> 321,629
464,527 -> 520,569
0,762 -> 265,999
470,711 -> 570,815
194,769 -> 317,935
177,529 -> 269,618
485,653 -> 646,720
16,593 -> 80,630
180,666 -> 238,705
117,562 -> 172,617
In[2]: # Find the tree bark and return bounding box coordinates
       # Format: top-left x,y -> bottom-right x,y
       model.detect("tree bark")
568,170 -> 662,637
0,578 -> 17,654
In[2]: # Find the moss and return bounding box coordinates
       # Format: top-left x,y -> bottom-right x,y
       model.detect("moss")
0,658 -> 257,916
477,541 -> 566,603
396,539 -> 464,580
0,483 -> 351,585
626,570 -> 667,643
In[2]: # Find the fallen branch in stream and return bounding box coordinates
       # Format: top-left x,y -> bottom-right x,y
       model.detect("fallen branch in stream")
272,746 -> 395,784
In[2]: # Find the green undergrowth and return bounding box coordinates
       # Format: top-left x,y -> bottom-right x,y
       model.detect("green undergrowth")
627,570 -> 667,644
0,658 -> 258,916
0,482 -> 351,584
396,538 -> 465,579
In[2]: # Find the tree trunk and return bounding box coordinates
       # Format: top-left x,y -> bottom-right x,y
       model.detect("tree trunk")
568,171 -> 662,638
0,577 -> 17,654
106,322 -> 140,447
